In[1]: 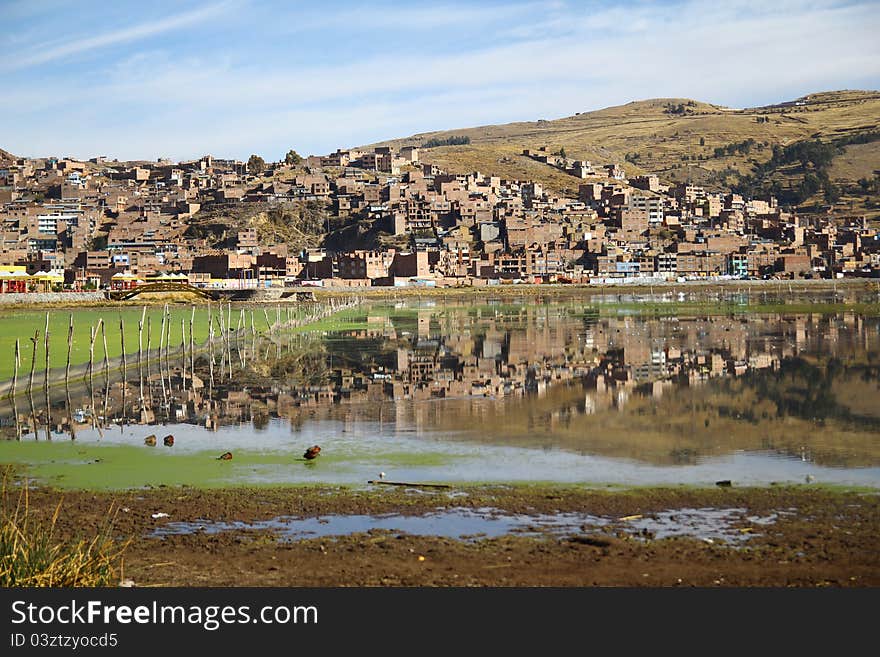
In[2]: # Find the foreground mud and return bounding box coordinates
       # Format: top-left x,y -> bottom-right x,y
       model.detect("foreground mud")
14,484 -> 880,587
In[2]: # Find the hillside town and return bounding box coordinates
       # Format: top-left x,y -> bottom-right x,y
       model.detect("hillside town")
0,142 -> 877,293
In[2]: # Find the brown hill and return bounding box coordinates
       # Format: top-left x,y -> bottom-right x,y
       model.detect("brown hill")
368,90 -> 880,195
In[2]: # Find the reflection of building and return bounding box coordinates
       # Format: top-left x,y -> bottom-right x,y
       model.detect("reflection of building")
9,303 -> 877,445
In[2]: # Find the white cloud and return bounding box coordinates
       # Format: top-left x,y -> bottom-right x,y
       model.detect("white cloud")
4,0 -> 879,159
3,1 -> 236,71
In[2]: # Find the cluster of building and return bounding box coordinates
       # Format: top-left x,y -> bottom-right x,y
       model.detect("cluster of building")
0,141 -> 877,292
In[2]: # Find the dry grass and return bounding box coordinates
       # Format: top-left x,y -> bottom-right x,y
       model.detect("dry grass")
830,141 -> 880,180
369,90 -> 880,192
0,469 -> 128,587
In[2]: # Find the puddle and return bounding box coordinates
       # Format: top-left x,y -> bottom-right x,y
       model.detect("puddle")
619,507 -> 791,543
151,505 -> 784,545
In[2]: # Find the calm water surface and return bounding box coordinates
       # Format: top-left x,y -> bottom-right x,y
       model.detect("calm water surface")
1,291 -> 878,489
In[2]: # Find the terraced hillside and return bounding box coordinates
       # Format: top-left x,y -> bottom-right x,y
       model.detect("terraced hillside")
369,90 -> 880,205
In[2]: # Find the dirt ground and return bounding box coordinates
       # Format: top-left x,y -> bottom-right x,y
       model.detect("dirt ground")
14,484 -> 880,587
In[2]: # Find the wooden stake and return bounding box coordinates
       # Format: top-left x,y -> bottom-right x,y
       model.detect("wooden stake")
10,338 -> 20,400
138,312 -> 144,409
65,314 -> 73,389
208,310 -> 214,393
189,306 -> 195,381
181,317 -> 187,390
44,313 -> 50,441
159,306 -> 167,359
138,306 -> 145,383
101,319 -> 110,424
12,339 -> 20,439
119,315 -> 127,384
43,312 -> 50,397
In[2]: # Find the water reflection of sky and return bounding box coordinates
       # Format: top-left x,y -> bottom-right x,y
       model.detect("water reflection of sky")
2,294 -> 879,489
29,417 -> 880,489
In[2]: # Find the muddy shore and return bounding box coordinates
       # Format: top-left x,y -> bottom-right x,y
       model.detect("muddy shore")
13,483 -> 879,587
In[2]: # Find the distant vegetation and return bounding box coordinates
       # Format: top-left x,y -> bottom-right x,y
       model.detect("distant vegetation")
713,138 -> 763,158
732,131 -> 880,207
247,154 -> 266,174
422,135 -> 471,148
664,100 -> 696,115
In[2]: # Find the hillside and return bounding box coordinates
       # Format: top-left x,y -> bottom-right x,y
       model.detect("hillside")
368,90 -> 880,202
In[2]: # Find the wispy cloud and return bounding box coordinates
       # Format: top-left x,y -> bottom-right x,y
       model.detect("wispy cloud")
281,1 -> 554,32
4,1 -> 235,71
3,0 -> 879,160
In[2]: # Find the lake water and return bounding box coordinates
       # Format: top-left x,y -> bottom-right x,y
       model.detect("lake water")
1,291 -> 879,490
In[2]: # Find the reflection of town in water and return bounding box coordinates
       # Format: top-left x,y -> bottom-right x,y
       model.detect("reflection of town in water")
4,296 -> 880,469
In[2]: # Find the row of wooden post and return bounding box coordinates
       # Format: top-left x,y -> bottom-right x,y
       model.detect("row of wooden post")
5,296 -> 362,439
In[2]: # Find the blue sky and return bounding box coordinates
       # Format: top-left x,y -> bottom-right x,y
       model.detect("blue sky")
2,0 -> 879,162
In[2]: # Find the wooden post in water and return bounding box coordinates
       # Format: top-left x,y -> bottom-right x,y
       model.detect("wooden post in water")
159,305 -> 167,374
101,319 -> 110,425
137,312 -> 144,410
65,314 -> 73,389
11,339 -> 20,401
208,309 -> 215,394
43,313 -> 50,441
88,324 -> 96,393
137,306 -> 145,385
12,339 -> 20,439
218,305 -> 226,380
158,314 -> 168,415
181,317 -> 187,391
164,305 -> 172,378
227,304 -> 234,379
145,315 -> 152,390
43,313 -> 50,396
65,315 -> 74,440
88,320 -> 100,427
119,316 -> 127,422
189,306 -> 195,382
27,331 -> 38,440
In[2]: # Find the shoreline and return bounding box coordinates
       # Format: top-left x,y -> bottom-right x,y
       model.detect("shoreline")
315,277 -> 879,299
0,278 -> 875,310
8,480 -> 878,587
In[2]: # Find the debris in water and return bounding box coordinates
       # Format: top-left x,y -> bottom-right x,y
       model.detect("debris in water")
618,514 -> 643,522
368,480 -> 452,489
151,512 -> 170,519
